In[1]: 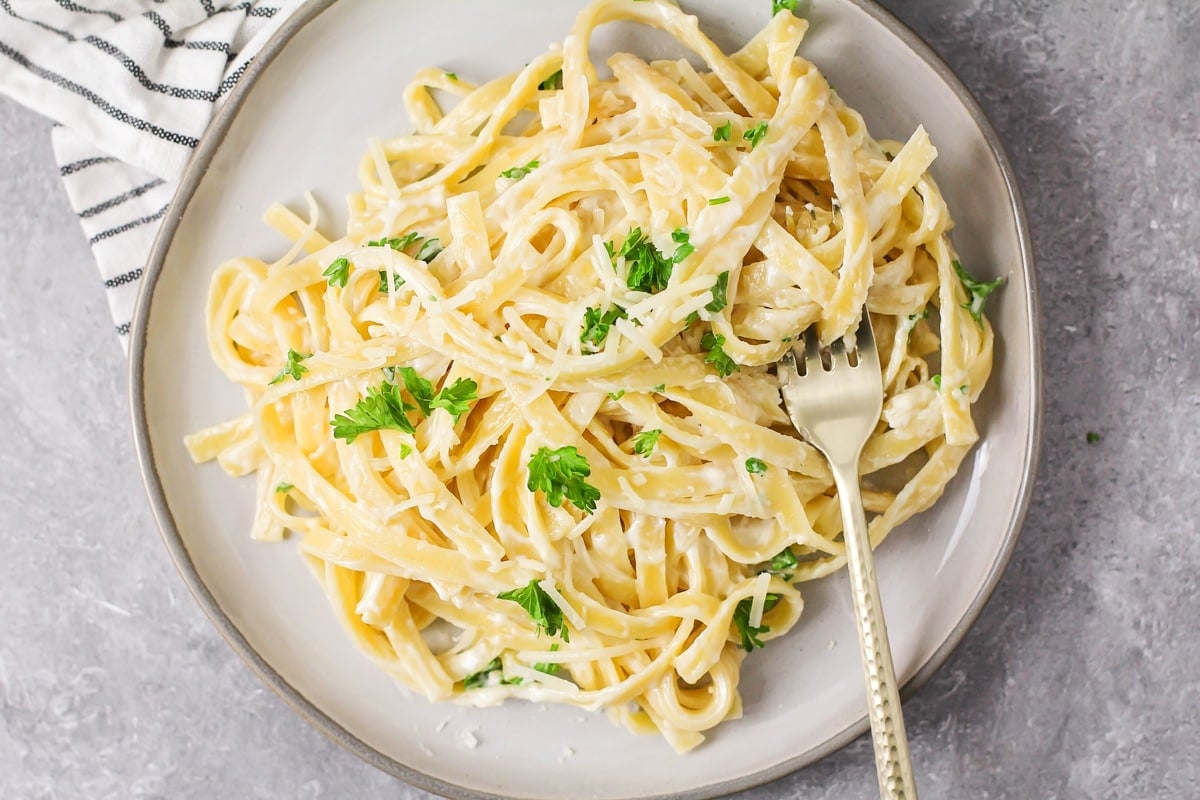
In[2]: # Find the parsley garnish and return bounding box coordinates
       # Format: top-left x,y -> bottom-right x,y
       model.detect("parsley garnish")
1086,431 -> 1101,444
415,238 -> 443,263
608,227 -> 680,294
323,256 -> 350,287
500,160 -> 540,180
268,349 -> 311,385
632,429 -> 662,458
701,331 -> 738,377
538,69 -> 563,91
581,304 -> 627,351
952,259 -> 1004,328
445,71 -> 458,81
709,196 -> 731,205
396,366 -> 477,422
653,383 -> 666,392
607,390 -> 626,402
462,657 -> 521,688
498,579 -> 569,639
431,378 -> 479,421
743,121 -> 769,149
274,482 -> 294,494
733,593 -> 781,651
527,446 -> 601,514
932,374 -> 943,390
534,643 -> 562,675
378,271 -> 405,293
368,232 -> 422,251
713,121 -> 732,142
330,381 -> 416,442
767,547 -> 797,576
670,227 -> 695,263
745,457 -> 768,474
773,0 -> 801,14
705,271 -> 730,313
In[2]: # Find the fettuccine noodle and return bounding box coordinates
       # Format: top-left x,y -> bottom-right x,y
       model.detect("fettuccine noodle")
186,0 -> 995,752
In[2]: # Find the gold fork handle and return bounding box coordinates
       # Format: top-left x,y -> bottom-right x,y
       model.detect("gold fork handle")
831,456 -> 918,800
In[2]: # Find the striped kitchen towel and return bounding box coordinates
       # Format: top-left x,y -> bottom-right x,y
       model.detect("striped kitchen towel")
0,0 -> 305,343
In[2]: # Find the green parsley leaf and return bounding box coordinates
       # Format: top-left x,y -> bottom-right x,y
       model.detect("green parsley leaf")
767,547 -> 798,576
378,270 -> 405,293
1086,431 -> 1101,444
953,259 -> 1004,328
653,383 -> 666,392
709,196 -> 731,205
581,304 -> 627,351
368,231 -> 422,252
932,374 -> 943,390
274,482 -> 294,494
632,429 -> 662,458
607,390 -> 626,402
416,238 -> 443,263
610,227 -> 675,294
323,256 -> 350,287
745,457 -> 768,475
498,579 -> 568,638
713,120 -> 732,142
330,381 -> 416,442
527,446 -> 601,514
534,643 -> 563,676
685,310 -> 700,326
670,227 -> 695,263
268,349 -> 311,385
538,69 -> 563,91
462,657 -> 522,688
705,271 -> 730,313
772,0 -> 801,14
743,121 -> 769,149
445,71 -> 458,81
733,593 -> 781,651
430,378 -> 479,422
500,159 -> 540,180
399,443 -> 413,459
397,366 -> 435,416
701,331 -> 739,377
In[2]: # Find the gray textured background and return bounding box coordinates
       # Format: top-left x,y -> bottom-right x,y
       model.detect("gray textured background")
2,0 -> 1198,798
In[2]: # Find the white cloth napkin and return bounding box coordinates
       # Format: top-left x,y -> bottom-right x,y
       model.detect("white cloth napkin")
0,0 -> 305,342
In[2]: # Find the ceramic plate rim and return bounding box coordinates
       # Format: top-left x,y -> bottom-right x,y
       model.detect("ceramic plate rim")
128,1 -> 1042,797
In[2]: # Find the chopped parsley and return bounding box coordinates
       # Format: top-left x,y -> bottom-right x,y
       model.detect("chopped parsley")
670,227 -> 695,263
378,271 -> 405,293
701,331 -> 739,377
608,227 -> 684,294
322,256 -> 350,287
733,593 -> 781,651
396,366 -> 478,422
500,159 -> 540,180
772,0 -> 801,14
527,446 -> 601,514
415,238 -> 443,263
274,482 -> 294,494
445,71 -> 458,81
767,547 -> 798,577
498,579 -> 569,639
632,429 -> 662,458
534,643 -> 563,675
581,304 -> 627,351
932,374 -> 943,390
705,271 -> 730,313
743,121 -> 769,149
713,121 -> 732,142
268,349 -> 310,385
709,196 -> 731,205
653,383 -> 666,392
607,390 -> 626,402
745,457 -> 768,475
1086,431 -> 1101,444
952,259 -> 1004,328
462,657 -> 521,689
330,381 -> 416,442
368,232 -> 422,251
538,69 -> 563,91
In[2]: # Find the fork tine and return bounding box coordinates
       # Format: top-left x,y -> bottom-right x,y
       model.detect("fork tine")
803,326 -> 821,370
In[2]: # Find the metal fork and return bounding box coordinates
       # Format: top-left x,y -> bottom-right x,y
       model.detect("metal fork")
778,311 -> 917,800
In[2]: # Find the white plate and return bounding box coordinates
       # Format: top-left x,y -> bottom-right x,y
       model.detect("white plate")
130,1 -> 1040,798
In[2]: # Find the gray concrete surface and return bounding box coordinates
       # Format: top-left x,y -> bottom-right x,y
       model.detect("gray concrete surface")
2,1 -> 1199,798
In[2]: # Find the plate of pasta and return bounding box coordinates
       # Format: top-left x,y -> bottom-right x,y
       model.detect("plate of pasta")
131,0 -> 1039,798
